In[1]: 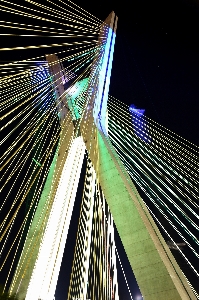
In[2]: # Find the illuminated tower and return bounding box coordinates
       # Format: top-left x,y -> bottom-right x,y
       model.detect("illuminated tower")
9,11 -> 118,300
78,12 -> 196,300
9,53 -> 84,300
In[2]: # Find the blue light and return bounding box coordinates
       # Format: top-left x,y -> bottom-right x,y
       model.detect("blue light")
92,25 -> 116,136
30,61 -> 53,113
129,104 -> 151,143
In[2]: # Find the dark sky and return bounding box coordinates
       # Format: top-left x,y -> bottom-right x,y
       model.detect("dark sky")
80,0 -> 199,146
1,0 -> 199,299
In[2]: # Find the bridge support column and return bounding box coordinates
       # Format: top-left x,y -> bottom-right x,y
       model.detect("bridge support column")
79,11 -> 196,300
9,55 -> 77,300
96,131 -> 196,300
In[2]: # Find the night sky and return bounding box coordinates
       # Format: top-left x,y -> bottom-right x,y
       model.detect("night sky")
1,0 -> 199,299
81,0 -> 199,146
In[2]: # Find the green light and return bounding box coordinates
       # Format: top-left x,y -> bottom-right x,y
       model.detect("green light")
66,78 -> 89,120
32,158 -> 41,167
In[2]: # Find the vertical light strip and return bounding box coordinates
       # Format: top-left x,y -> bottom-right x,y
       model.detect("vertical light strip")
98,30 -> 116,135
25,137 -> 85,300
92,12 -> 117,136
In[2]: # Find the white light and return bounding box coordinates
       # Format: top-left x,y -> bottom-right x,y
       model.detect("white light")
135,295 -> 143,300
25,137 -> 85,300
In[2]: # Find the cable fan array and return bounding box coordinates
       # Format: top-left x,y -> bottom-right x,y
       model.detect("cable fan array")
68,158 -> 120,300
107,95 -> 199,298
0,0 -> 106,293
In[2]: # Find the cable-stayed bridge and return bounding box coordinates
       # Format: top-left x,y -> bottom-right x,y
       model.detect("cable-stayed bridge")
0,1 -> 198,299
